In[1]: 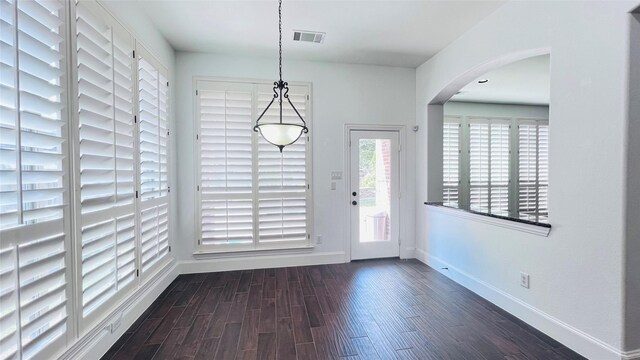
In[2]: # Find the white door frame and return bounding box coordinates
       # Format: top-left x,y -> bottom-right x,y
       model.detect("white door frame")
344,124 -> 406,262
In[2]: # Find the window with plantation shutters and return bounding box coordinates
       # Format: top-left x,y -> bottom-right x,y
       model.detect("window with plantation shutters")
443,117 -> 460,206
0,0 -> 71,358
73,0 -> 137,321
137,46 -> 170,273
468,118 -> 510,212
442,111 -> 549,223
195,80 -> 311,251
518,120 -> 549,222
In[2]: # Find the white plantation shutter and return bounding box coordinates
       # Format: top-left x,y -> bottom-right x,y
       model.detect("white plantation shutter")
0,246 -> 18,360
18,225 -> 68,360
139,203 -> 168,272
518,120 -> 549,222
195,80 -> 311,251
538,124 -> 549,220
469,118 -> 510,212
74,0 -> 137,320
0,0 -> 70,359
490,121 -> 510,212
443,117 -> 460,206
197,82 -> 254,247
256,84 -> 309,244
444,112 -> 549,222
138,57 -> 159,200
469,120 -> 489,210
137,46 -> 170,273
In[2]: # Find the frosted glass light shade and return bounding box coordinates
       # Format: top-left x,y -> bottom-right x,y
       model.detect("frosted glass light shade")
256,123 -> 305,147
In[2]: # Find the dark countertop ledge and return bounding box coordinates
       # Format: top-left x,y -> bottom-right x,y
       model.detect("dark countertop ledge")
424,202 -> 552,229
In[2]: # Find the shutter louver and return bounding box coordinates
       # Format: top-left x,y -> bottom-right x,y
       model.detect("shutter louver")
469,118 -> 510,212
518,121 -> 548,223
490,122 -> 509,212
139,203 -> 169,272
137,48 -> 170,273
538,124 -> 549,221
138,57 -> 159,200
443,118 -> 460,206
0,247 -> 18,360
18,230 -> 67,360
18,0 -> 66,227
258,198 -> 307,242
197,86 -> 253,246
257,85 -> 308,244
518,123 -> 537,218
469,121 -> 489,210
1,1 -> 70,358
75,1 -> 137,319
0,0 -> 20,230
158,73 -> 169,197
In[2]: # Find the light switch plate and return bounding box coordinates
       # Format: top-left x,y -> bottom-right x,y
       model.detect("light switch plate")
520,272 -> 530,289
331,171 -> 342,180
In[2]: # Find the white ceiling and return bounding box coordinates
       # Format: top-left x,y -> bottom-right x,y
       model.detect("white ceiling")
120,0 -> 505,68
450,55 -> 550,105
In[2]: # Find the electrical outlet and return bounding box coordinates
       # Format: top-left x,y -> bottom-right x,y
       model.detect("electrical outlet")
330,182 -> 336,190
520,272 -> 530,289
316,235 -> 323,244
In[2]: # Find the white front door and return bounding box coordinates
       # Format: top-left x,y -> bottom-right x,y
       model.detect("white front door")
349,130 -> 400,260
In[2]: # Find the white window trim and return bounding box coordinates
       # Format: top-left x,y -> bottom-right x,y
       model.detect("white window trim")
192,77 -> 314,255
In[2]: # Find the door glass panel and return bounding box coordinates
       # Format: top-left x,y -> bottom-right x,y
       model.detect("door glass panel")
358,139 -> 391,243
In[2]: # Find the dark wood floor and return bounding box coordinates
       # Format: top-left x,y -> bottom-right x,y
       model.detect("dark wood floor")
102,259 -> 584,360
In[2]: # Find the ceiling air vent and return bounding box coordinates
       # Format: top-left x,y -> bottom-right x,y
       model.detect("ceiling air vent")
293,30 -> 325,43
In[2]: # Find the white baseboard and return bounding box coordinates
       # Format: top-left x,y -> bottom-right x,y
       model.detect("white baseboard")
622,349 -> 640,360
179,251 -> 346,274
414,248 -> 630,360
58,260 -> 179,360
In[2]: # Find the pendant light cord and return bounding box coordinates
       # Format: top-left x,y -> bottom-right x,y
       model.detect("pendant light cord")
278,0 -> 283,82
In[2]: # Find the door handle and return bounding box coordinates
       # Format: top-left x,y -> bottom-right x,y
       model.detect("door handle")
352,201 -> 358,206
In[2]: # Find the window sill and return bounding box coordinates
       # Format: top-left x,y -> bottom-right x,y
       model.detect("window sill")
424,202 -> 551,237
193,244 -> 315,259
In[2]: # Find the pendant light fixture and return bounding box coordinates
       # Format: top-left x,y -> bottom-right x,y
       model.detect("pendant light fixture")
253,0 -> 308,152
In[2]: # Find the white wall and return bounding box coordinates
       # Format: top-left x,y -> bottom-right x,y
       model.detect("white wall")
175,53 -> 416,267
415,1 -> 638,359
625,10 -> 640,354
